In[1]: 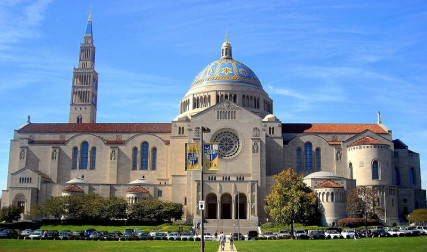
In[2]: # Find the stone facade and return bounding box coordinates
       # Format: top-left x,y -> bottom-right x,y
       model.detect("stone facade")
1,16 -> 425,227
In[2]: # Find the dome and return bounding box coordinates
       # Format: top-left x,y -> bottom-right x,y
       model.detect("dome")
191,59 -> 262,89
304,171 -> 343,180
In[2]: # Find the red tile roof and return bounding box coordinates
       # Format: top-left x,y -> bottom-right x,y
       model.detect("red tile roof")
18,123 -> 172,134
328,141 -> 341,145
105,140 -> 126,144
282,123 -> 387,134
127,186 -> 148,193
349,137 -> 388,147
33,170 -> 51,180
315,180 -> 343,188
63,185 -> 84,192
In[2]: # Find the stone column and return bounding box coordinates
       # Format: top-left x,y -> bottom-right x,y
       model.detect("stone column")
217,199 -> 221,219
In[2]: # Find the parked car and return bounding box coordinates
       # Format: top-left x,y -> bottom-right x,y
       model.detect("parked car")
386,228 -> 405,237
180,232 -> 193,240
20,229 -> 33,238
325,230 -> 341,239
358,228 -> 372,238
136,232 -> 149,239
73,230 -> 84,238
46,230 -> 59,240
84,228 -> 96,237
406,226 -> 421,236
167,232 -> 181,240
277,230 -> 291,239
105,231 -> 122,240
341,229 -> 356,239
29,229 -> 46,240
123,229 -> 135,239
59,230 -> 73,240
0,229 -> 19,239
89,231 -> 108,240
232,233 -> 244,240
294,229 -> 308,239
308,230 -> 325,240
398,227 -> 414,236
416,226 -> 427,235
370,226 -> 389,237
260,231 -> 276,240
149,230 -> 158,237
153,232 -> 167,239
247,230 -> 258,240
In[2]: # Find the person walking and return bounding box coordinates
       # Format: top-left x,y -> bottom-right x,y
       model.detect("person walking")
229,233 -> 234,251
220,232 -> 225,251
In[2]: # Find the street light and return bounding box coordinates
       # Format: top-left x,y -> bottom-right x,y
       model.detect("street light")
237,191 -> 240,241
199,126 -> 210,252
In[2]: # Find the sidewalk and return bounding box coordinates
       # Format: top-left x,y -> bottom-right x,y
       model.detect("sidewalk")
217,241 -> 237,252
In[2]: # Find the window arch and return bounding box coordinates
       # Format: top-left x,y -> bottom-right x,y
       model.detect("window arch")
315,148 -> 321,171
90,147 -> 96,170
372,160 -> 379,180
152,147 -> 157,170
410,167 -> 415,185
80,142 -> 89,169
305,142 -> 312,170
296,148 -> 301,170
395,167 -> 400,185
141,142 -> 149,170
331,192 -> 334,202
72,147 -> 78,169
349,162 -> 353,179
132,147 -> 138,170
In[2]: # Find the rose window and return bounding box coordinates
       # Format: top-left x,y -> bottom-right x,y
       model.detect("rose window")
213,131 -> 240,158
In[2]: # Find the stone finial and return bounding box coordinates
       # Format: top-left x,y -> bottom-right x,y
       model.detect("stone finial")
27,115 -> 31,123
377,111 -> 382,124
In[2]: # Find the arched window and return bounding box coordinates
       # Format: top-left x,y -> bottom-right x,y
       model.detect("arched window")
152,147 -> 157,170
349,162 -> 353,179
410,167 -> 415,185
372,160 -> 379,180
132,147 -> 138,170
331,192 -> 334,202
72,147 -> 78,169
90,147 -> 96,170
297,148 -> 301,170
80,142 -> 89,169
305,142 -> 312,170
316,148 -> 321,171
395,167 -> 400,185
141,142 -> 149,170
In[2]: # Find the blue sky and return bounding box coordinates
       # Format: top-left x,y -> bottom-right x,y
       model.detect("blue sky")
0,0 -> 426,196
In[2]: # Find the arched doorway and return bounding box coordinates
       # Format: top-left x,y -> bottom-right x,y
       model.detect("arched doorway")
221,193 -> 232,219
206,193 -> 217,219
234,193 -> 247,219
14,193 -> 26,214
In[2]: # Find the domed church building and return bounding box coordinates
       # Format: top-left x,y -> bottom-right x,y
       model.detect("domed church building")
1,15 -> 425,229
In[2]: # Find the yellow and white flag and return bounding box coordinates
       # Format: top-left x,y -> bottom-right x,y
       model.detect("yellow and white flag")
185,143 -> 199,171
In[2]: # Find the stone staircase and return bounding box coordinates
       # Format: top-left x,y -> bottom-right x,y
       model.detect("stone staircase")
202,219 -> 258,236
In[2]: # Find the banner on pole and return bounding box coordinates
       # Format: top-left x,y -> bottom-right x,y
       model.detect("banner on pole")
185,143 -> 200,171
203,143 -> 219,171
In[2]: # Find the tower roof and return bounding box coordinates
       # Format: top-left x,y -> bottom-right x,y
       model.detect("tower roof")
85,10 -> 93,37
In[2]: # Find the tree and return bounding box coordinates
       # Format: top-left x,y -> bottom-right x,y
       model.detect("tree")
264,169 -> 319,239
407,208 -> 427,225
346,186 -> 384,235
0,205 -> 21,223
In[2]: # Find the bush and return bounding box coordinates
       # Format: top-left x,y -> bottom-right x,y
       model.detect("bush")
338,218 -> 379,227
0,205 -> 21,223
407,208 -> 427,225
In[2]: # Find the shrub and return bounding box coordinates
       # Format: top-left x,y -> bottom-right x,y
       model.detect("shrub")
338,218 -> 379,227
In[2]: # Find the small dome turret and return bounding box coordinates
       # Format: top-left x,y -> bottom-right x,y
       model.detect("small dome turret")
221,35 -> 232,59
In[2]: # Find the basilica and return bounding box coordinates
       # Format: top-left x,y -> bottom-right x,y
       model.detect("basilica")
1,14 -> 425,228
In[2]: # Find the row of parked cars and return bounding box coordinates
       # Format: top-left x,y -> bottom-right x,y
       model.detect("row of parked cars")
1,226 -> 426,241
256,226 -> 427,240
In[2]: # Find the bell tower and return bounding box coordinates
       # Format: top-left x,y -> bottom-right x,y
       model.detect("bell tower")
69,11 -> 98,123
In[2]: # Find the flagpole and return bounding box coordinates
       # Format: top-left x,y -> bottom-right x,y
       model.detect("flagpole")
200,126 -> 205,252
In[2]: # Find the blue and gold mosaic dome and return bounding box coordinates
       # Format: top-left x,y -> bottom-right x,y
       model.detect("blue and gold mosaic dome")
191,59 -> 262,89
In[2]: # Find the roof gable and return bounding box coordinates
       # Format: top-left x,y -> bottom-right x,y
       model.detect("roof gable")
349,137 -> 388,147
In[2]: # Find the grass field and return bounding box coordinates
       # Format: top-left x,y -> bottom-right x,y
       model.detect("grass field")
0,236 -> 426,252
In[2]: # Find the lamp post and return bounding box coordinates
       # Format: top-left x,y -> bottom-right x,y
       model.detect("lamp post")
237,191 -> 240,241
200,126 -> 210,252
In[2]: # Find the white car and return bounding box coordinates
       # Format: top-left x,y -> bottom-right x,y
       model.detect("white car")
180,233 -> 193,240
294,229 -> 308,239
387,228 -> 405,237
341,229 -> 355,239
260,231 -> 276,240
416,226 -> 427,235
167,232 -> 181,240
325,230 -> 341,239
29,229 -> 46,240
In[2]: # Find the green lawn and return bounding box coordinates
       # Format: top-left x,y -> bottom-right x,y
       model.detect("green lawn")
235,236 -> 427,251
0,240 -> 219,252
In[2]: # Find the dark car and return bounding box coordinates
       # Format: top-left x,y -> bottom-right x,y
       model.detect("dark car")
46,230 -> 59,240
59,230 -> 73,240
123,229 -> 135,239
89,231 -> 108,240
73,230 -> 84,238
0,229 -> 19,239
136,232 -> 149,239
308,230 -> 325,240
233,233 -> 244,240
105,231 -> 122,240
84,228 -> 96,237
247,230 -> 258,239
